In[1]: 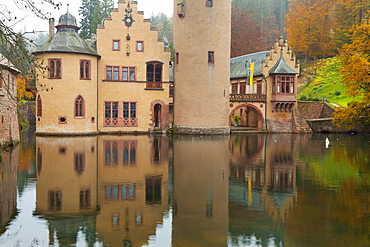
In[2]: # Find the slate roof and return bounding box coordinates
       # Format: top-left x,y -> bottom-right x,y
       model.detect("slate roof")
230,51 -> 270,79
269,57 -> 299,74
35,11 -> 97,56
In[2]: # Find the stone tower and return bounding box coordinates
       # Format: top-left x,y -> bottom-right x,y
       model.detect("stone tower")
173,0 -> 231,134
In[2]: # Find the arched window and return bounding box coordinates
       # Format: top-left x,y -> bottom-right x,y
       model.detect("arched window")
37,95 -> 42,117
146,62 -> 162,82
75,95 -> 85,118
146,62 -> 163,89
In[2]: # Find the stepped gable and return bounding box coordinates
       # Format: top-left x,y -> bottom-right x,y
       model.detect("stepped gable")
35,10 -> 97,56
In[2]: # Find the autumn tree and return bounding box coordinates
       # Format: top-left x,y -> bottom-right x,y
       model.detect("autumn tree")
231,6 -> 263,57
79,0 -> 114,39
285,0 -> 337,61
17,75 -> 35,101
333,19 -> 370,128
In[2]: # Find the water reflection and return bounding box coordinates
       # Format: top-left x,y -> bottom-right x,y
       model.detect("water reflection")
172,135 -> 230,247
0,132 -> 369,246
0,145 -> 19,236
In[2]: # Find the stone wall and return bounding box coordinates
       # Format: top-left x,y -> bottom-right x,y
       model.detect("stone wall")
307,118 -> 370,133
266,119 -> 293,133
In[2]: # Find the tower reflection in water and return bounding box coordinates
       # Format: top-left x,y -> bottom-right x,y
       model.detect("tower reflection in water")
34,134 -> 298,246
35,135 -> 170,246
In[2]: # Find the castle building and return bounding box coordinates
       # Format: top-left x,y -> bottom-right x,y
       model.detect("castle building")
0,54 -> 20,145
34,1 -> 304,135
173,0 -> 232,134
34,1 -> 172,135
229,37 -> 304,133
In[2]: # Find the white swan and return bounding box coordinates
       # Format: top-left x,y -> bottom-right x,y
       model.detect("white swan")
325,137 -> 330,148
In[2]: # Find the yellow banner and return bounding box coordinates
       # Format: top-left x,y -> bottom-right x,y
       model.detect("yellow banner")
248,62 -> 254,86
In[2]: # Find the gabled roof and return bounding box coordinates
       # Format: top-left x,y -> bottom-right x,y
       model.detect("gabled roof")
0,53 -> 20,74
269,57 -> 299,74
230,51 -> 270,79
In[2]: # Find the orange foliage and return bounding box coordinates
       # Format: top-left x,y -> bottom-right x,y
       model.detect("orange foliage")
17,75 -> 34,101
285,0 -> 337,59
333,19 -> 370,128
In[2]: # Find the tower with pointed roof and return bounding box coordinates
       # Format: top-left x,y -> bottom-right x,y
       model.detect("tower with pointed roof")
173,0 -> 231,134
34,9 -> 100,135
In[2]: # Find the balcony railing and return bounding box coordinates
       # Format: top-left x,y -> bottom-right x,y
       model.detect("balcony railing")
229,94 -> 266,102
146,81 -> 163,89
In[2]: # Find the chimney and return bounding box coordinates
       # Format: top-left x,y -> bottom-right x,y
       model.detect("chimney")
49,18 -> 55,40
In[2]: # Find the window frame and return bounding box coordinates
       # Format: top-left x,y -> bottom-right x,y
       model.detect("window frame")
74,95 -> 85,118
48,58 -> 62,79
136,41 -> 144,52
208,51 -> 214,63
37,95 -> 42,117
122,67 -> 136,81
80,60 -> 91,80
206,0 -> 213,7
113,40 -> 120,51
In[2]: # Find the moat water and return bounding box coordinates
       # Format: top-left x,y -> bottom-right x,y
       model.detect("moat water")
0,128 -> 369,247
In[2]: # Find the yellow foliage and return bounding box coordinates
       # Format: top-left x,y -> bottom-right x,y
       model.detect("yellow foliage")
17,75 -> 34,101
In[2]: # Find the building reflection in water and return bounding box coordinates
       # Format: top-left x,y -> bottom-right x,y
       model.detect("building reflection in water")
0,146 -> 19,235
33,134 -> 299,246
228,134 -> 297,246
172,135 -> 230,247
35,135 -> 170,246
96,135 -> 169,246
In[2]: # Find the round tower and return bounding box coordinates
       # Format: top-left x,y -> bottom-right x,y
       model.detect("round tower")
34,9 -> 99,135
173,0 -> 231,134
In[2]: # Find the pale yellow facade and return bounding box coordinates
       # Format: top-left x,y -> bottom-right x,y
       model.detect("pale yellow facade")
97,1 -> 172,133
35,1 -> 172,135
36,53 -> 99,134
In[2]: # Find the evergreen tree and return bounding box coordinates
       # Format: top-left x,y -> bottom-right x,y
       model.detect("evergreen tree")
79,0 -> 114,39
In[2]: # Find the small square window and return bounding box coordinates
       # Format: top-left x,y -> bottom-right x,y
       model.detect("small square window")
113,40 -> 120,51
137,41 -> 144,52
206,0 -> 213,7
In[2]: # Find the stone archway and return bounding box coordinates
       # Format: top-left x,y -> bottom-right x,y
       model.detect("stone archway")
230,104 -> 264,131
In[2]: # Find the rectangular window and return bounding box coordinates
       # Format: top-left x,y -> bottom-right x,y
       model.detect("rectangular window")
122,67 -> 136,81
80,60 -> 91,79
175,52 -> 179,64
123,102 -> 136,119
123,140 -> 137,166
106,66 -> 112,80
105,102 -> 119,118
79,189 -> 91,209
208,51 -> 214,63
122,184 -> 135,200
0,76 -> 2,88
274,75 -> 294,94
136,41 -> 144,52
49,59 -> 62,79
104,141 -> 118,166
113,40 -> 120,51
48,190 -> 62,211
206,0 -> 213,7
113,66 -> 119,80
240,82 -> 246,94
231,83 -> 238,94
